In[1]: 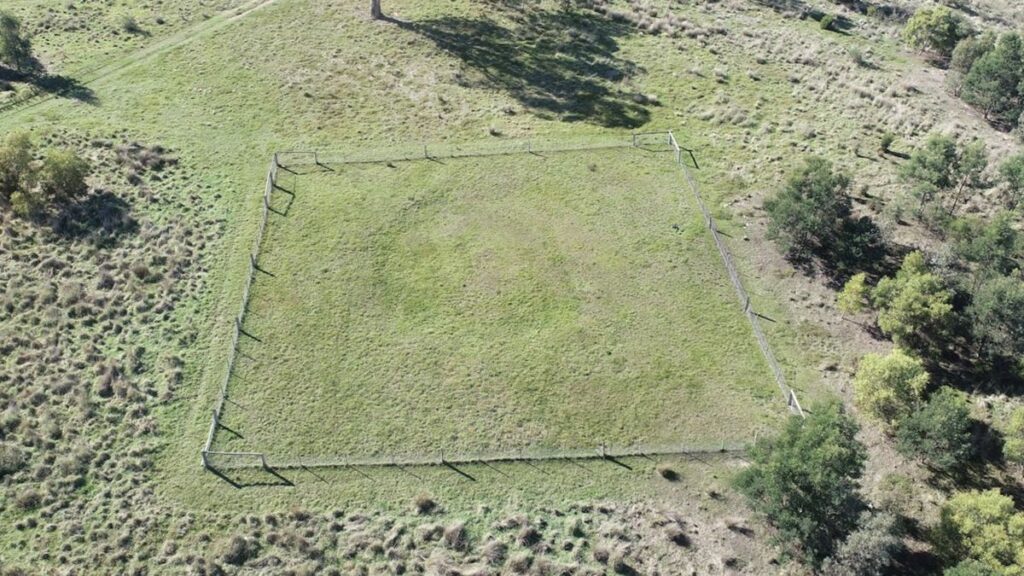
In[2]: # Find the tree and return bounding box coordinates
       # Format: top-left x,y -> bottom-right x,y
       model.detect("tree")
961,33 -> 1024,128
901,134 -> 958,210
935,490 -> 1024,574
0,12 -> 33,73
968,274 -> 1024,360
950,34 -> 996,94
1003,407 -> 1024,473
821,512 -> 902,576
764,157 -> 851,258
900,134 -> 988,215
853,348 -> 929,426
735,402 -> 866,565
871,252 -> 953,349
371,0 -> 383,19
838,272 -> 870,315
998,154 -> 1024,209
952,212 -> 1020,277
946,559 -> 1003,576
948,140 -> 988,214
0,131 -> 32,200
902,6 -> 973,61
36,148 -> 90,203
895,387 -> 974,473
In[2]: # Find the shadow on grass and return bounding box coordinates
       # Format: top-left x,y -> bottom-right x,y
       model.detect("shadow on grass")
0,66 -> 97,107
208,466 -> 294,488
399,6 -> 651,128
51,191 -> 137,245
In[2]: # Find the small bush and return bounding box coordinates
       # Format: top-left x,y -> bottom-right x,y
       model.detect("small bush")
656,463 -> 679,481
880,133 -> 896,154
412,493 -> 436,515
820,14 -> 836,31
442,522 -> 467,551
0,443 -> 26,477
216,535 -> 259,566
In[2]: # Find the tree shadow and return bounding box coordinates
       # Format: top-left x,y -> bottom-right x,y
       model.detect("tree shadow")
0,64 -> 97,106
50,191 -> 137,244
788,215 -> 909,290
400,6 -> 650,128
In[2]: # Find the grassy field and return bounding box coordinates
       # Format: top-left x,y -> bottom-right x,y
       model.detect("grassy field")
2,0 -> 959,569
214,147 -> 782,461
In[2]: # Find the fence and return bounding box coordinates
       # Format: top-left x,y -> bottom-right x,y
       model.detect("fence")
209,440 -> 750,471
202,131 -> 801,471
201,153 -> 279,469
667,131 -> 804,418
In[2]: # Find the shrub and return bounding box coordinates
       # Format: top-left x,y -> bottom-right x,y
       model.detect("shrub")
902,6 -> 973,61
853,348 -> 928,426
961,33 -> 1024,129
879,132 -> 896,154
900,134 -> 988,216
735,401 -> 866,565
945,559 -> 1002,576
820,14 -> 836,31
895,387 -> 974,473
37,148 -> 90,203
871,252 -> 953,350
820,511 -> 902,576
837,273 -> 870,315
0,131 -> 32,200
998,154 -> 1024,209
216,535 -> 259,566
1001,407 -> 1024,471
968,274 -> 1024,361
764,156 -> 851,258
0,443 -> 26,477
412,493 -> 436,515
935,490 -> 1024,573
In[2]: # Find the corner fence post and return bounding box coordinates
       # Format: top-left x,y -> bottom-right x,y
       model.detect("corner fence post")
201,451 -> 209,469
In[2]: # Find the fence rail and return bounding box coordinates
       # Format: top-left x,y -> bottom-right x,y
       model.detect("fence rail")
667,131 -> 804,418
201,153 -> 279,469
207,441 -> 750,471
202,131 -> 801,471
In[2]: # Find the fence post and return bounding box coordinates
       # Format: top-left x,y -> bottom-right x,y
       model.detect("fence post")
424,145 -> 429,159
201,451 -> 209,469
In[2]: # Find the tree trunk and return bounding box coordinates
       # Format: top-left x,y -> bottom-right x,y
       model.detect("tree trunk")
371,0 -> 382,19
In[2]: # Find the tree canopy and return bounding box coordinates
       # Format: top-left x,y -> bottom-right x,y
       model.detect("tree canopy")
902,6 -> 973,60
853,348 -> 929,426
895,386 -> 974,473
735,402 -> 866,565
936,490 -> 1024,575
765,156 -> 851,258
871,252 -> 953,349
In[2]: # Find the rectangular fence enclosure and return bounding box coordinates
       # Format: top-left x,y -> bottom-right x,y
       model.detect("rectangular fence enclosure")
201,132 -> 802,471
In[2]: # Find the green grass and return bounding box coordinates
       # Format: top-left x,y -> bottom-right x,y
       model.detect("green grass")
216,147 -> 783,461
0,0 -> 856,523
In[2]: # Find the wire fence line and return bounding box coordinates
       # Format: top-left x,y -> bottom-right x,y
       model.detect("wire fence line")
205,441 -> 750,471
667,131 -> 804,418
201,153 -> 278,470
202,132 -> 800,472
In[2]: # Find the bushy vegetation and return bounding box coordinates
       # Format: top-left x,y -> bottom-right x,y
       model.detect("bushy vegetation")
895,387 -> 974,474
936,490 -> 1024,574
735,402 -> 867,565
764,157 -> 882,279
853,348 -> 929,426
0,131 -> 91,217
902,6 -> 972,61
900,133 -> 988,220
